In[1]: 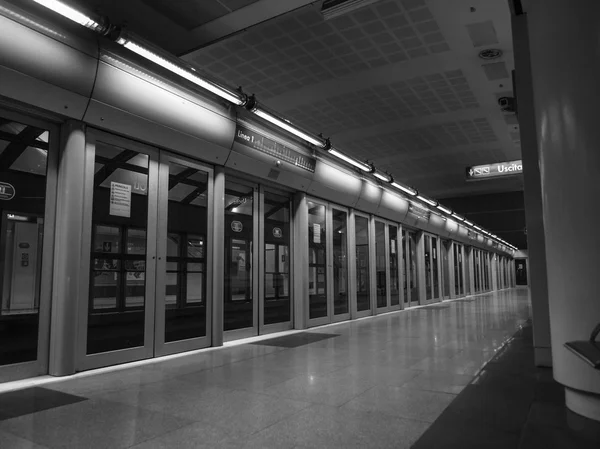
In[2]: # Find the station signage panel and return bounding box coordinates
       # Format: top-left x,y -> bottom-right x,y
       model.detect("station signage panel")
466,160 -> 523,181
234,124 -> 317,173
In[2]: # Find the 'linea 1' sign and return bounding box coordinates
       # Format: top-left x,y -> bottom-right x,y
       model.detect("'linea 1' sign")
466,160 -> 523,181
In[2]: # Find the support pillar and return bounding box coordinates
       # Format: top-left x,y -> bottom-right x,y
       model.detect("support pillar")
49,120 -> 86,376
526,0 -> 600,420
212,167 -> 225,347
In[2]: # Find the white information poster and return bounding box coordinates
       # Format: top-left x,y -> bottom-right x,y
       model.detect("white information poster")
313,223 -> 321,243
109,182 -> 132,218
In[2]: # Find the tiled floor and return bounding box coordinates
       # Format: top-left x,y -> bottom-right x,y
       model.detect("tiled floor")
0,288 -> 569,449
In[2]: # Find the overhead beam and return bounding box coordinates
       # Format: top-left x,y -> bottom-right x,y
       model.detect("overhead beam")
180,0 -> 318,56
0,126 -> 45,170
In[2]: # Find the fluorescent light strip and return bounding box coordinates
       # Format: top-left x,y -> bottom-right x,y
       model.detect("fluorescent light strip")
374,172 -> 392,183
464,220 -> 474,226
328,148 -> 372,172
391,182 -> 417,196
437,204 -> 452,215
451,213 -> 465,221
416,195 -> 437,207
33,0 -> 100,29
252,107 -> 325,147
118,39 -> 245,106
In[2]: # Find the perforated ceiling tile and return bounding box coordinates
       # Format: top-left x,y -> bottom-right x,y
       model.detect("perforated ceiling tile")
188,1 -> 450,100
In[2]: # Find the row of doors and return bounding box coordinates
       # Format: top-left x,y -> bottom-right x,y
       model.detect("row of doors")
80,130 -> 297,370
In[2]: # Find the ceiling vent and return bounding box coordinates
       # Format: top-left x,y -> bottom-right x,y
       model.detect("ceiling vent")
321,0 -> 382,20
479,48 -> 503,60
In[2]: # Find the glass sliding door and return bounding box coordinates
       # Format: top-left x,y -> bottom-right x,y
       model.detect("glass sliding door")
423,234 -> 440,304
424,235 -> 433,300
224,179 -> 257,338
308,200 -> 328,323
81,131 -> 159,369
403,229 -> 419,307
0,111 -> 56,382
389,225 -> 401,309
261,189 -> 292,331
432,236 -> 439,300
355,213 -> 371,316
441,240 -> 451,299
155,154 -> 212,355
332,208 -> 349,317
375,220 -> 387,310
453,243 -> 464,297
307,199 -> 349,326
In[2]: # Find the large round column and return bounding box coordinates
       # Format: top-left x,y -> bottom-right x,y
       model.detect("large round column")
528,0 -> 600,421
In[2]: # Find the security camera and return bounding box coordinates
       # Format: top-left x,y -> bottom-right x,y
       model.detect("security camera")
498,96 -> 516,112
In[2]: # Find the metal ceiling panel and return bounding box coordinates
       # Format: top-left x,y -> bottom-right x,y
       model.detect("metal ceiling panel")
376,189 -> 409,222
354,180 -> 383,214
465,21 -> 499,47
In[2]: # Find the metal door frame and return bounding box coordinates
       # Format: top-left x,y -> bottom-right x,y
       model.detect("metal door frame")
354,210 -> 372,318
258,185 -> 294,334
404,228 -> 421,307
0,108 -> 59,382
77,129 -> 160,371
154,151 -> 214,357
223,177 -> 260,342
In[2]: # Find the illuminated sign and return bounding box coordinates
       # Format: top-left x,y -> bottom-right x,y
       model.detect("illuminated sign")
466,160 -> 523,181
234,124 -> 316,173
0,182 -> 15,200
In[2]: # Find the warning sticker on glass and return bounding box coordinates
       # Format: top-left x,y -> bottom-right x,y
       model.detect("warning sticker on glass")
313,223 -> 321,243
109,182 -> 132,218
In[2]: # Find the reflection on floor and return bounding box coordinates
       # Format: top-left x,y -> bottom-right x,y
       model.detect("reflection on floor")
413,320 -> 600,449
0,288 -> 587,449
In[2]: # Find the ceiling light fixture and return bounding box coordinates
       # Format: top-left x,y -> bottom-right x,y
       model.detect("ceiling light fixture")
390,182 -> 417,196
416,195 -> 437,207
116,34 -> 247,106
437,204 -> 452,215
464,220 -> 474,226
245,98 -> 326,147
328,147 -> 373,172
32,0 -> 106,32
451,213 -> 465,221
373,171 -> 393,183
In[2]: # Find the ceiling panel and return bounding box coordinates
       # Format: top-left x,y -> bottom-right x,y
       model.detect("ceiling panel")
280,70 -> 480,136
189,0 -> 451,100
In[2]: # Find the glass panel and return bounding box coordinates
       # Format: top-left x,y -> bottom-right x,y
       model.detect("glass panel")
375,221 -> 386,308
454,244 -> 460,295
308,201 -> 327,319
409,231 -> 419,303
88,142 -> 149,354
424,236 -> 432,300
225,180 -> 254,331
355,215 -> 370,312
432,237 -> 439,299
458,246 -> 464,295
0,118 -> 49,366
389,226 -> 400,306
442,241 -> 450,298
332,209 -> 348,315
264,191 -> 291,325
163,161 -> 208,342
402,230 -> 408,303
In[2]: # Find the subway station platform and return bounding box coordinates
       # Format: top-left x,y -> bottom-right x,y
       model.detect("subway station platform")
1,287 -> 581,449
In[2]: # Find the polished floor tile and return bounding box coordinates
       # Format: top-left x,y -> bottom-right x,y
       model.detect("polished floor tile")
0,289 -> 535,449
222,404 -> 430,449
251,332 -> 340,348
0,398 -> 188,449
342,385 -> 456,422
0,429 -> 50,448
0,388 -> 86,421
